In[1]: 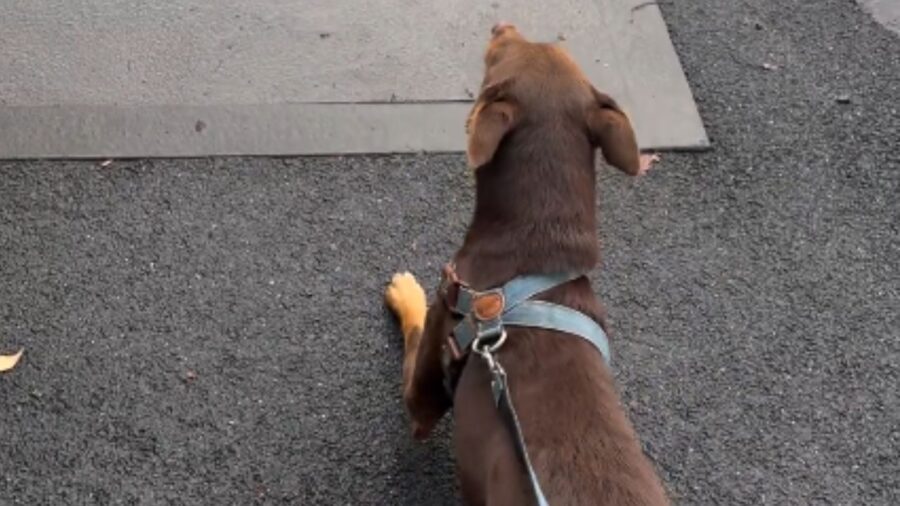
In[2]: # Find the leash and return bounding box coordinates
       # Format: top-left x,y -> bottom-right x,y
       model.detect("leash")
473,332 -> 551,506
439,263 -> 611,505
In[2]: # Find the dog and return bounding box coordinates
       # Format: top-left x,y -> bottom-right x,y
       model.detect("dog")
384,23 -> 670,506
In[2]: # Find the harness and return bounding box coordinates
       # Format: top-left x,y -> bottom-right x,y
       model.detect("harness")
438,263 -> 611,506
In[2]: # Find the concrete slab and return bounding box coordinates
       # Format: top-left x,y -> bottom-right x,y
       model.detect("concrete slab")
858,0 -> 900,34
0,103 -> 469,159
0,0 -> 708,158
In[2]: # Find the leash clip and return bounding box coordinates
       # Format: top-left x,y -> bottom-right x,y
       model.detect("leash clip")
472,330 -> 507,356
472,330 -> 508,374
472,330 -> 509,405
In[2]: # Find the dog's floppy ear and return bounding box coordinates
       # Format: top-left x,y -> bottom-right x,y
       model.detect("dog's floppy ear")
586,88 -> 641,175
466,80 -> 518,169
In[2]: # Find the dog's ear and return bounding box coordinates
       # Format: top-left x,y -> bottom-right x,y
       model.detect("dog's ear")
586,88 -> 641,175
466,80 -> 518,169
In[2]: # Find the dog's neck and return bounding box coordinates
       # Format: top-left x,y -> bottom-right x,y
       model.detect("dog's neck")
455,129 -> 599,288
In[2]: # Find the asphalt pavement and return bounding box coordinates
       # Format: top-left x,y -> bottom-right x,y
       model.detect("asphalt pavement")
1,0 -> 898,504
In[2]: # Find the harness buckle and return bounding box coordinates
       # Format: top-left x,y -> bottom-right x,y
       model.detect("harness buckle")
444,335 -> 463,361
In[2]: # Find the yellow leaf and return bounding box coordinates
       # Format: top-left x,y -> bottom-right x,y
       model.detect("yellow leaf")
0,349 -> 24,372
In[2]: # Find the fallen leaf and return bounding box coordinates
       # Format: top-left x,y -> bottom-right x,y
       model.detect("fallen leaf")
0,349 -> 24,372
638,153 -> 661,175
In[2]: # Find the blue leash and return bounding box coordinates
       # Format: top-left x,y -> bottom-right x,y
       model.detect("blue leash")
474,337 -> 551,506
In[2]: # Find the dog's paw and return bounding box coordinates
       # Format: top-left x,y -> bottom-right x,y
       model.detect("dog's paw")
385,272 -> 427,324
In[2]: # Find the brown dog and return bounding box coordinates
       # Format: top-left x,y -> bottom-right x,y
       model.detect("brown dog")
385,23 -> 669,506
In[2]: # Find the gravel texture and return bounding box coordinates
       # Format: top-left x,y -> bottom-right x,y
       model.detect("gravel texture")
1,0 -> 898,504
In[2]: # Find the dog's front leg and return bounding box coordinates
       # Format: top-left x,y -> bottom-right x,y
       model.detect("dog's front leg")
385,272 -> 452,439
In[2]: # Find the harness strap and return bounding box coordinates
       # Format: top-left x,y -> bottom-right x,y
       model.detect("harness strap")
451,276 -> 610,363
452,272 -> 582,315
504,301 -> 611,363
440,265 -> 612,506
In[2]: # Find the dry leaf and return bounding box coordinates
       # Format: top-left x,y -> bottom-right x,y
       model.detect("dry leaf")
638,153 -> 661,175
0,349 -> 24,372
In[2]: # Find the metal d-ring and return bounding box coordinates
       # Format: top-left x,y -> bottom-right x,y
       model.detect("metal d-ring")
472,329 -> 508,358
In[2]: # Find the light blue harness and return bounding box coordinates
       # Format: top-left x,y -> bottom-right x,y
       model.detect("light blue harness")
439,265 -> 611,506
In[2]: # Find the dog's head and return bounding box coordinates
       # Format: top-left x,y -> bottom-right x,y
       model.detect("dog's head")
466,23 -> 640,174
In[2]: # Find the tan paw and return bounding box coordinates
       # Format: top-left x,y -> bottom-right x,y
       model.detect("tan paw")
385,272 -> 427,330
